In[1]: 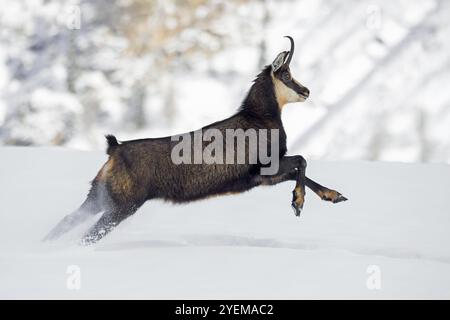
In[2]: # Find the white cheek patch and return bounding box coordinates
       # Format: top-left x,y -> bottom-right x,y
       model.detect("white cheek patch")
283,83 -> 301,102
273,75 -> 301,106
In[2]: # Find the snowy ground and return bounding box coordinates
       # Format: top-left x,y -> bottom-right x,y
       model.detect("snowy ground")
0,147 -> 449,299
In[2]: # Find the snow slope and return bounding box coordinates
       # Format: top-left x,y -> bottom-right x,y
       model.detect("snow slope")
0,147 -> 449,299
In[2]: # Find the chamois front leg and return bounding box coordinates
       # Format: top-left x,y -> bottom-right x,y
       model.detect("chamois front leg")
291,156 -> 307,216
255,156 -> 347,216
306,177 -> 347,203
254,155 -> 307,216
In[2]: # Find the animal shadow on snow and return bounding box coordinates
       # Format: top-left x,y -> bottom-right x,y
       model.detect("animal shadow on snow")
96,234 -> 450,264
96,234 -> 319,252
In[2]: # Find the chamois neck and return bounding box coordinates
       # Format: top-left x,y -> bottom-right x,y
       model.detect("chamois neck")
239,66 -> 281,119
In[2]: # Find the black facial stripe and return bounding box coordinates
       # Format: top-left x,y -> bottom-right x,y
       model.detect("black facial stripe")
284,79 -> 304,94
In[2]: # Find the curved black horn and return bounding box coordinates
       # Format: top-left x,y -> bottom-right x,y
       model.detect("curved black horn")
284,35 -> 295,66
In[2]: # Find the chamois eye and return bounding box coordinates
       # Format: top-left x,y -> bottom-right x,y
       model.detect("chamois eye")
281,71 -> 291,82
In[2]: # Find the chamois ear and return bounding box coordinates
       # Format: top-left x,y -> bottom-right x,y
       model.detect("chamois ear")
271,51 -> 289,72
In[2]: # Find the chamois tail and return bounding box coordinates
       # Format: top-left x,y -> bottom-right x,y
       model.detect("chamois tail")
105,134 -> 119,155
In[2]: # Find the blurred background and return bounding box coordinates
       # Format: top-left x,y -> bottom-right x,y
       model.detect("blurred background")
0,0 -> 449,163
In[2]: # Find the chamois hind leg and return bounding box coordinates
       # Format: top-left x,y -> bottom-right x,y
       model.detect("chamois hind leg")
79,147 -> 151,245
80,200 -> 143,245
43,182 -> 105,241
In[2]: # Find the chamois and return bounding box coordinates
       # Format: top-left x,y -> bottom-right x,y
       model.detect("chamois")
44,36 -> 347,245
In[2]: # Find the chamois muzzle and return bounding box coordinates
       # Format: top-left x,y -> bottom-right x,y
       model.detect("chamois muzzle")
299,86 -> 310,99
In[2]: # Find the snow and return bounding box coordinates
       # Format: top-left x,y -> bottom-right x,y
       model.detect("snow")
1,147 -> 449,299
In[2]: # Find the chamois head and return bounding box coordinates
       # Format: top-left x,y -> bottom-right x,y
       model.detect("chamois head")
270,36 -> 310,108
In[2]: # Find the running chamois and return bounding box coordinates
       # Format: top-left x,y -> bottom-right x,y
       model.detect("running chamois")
45,36 -> 347,245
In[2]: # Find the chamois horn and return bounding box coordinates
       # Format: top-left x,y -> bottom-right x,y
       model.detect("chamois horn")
284,36 -> 295,66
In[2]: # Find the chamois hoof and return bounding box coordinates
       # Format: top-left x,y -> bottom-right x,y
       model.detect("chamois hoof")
291,201 -> 302,217
291,190 -> 304,217
332,193 -> 348,203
